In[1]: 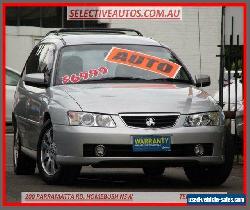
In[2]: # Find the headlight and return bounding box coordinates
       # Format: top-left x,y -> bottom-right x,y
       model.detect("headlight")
68,112 -> 116,127
183,112 -> 224,127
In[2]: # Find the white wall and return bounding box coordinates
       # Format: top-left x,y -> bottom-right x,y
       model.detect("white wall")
7,34 -> 33,72
6,7 -> 222,95
6,26 -> 55,72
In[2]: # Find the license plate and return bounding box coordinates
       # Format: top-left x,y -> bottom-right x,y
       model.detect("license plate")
132,135 -> 171,152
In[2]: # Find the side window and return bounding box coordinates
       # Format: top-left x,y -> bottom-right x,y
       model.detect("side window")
38,44 -> 49,73
39,44 -> 55,74
25,46 -> 40,74
24,44 -> 55,76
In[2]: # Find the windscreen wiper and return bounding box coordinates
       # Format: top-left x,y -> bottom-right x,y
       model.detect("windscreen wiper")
83,77 -> 148,82
100,77 -> 148,81
148,78 -> 192,84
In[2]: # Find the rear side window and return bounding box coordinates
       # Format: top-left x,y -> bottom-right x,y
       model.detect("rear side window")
39,44 -> 55,74
25,45 -> 40,74
25,44 -> 55,75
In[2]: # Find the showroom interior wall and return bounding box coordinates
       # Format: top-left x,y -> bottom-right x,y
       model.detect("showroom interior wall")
6,7 -> 222,95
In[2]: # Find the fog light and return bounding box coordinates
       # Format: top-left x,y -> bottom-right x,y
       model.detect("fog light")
194,144 -> 204,156
95,145 -> 105,157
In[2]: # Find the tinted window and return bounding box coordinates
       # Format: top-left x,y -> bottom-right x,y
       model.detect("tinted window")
25,46 -> 40,74
39,45 -> 55,73
26,44 -> 54,75
6,69 -> 20,86
42,8 -> 62,28
20,7 -> 40,27
38,45 -> 50,73
6,8 -> 18,26
6,6 -> 110,28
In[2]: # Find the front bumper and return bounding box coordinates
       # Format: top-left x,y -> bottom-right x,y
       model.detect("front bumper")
53,117 -> 226,167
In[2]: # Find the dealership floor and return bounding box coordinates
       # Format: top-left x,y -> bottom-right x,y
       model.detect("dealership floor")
6,133 -> 243,202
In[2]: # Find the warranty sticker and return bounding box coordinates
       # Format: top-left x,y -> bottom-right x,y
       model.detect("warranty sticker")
105,47 -> 181,78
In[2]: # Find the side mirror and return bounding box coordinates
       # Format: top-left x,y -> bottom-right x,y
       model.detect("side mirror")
195,74 -> 211,87
24,73 -> 48,88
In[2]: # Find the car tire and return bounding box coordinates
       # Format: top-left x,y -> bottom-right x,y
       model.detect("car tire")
143,167 -> 165,177
37,119 -> 81,185
13,127 -> 36,175
184,124 -> 234,186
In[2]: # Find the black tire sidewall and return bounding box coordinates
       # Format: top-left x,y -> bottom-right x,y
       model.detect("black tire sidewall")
13,127 -> 36,175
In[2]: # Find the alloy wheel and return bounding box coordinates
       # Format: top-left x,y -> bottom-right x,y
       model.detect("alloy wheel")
40,128 -> 60,176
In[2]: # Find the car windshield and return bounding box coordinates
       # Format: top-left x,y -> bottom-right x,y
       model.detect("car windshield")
55,44 -> 192,85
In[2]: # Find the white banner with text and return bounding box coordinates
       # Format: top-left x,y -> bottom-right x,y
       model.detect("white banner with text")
22,192 -> 226,203
67,7 -> 182,20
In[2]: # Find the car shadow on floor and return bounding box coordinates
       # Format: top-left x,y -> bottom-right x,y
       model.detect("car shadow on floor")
7,167 -> 237,191
69,169 -> 229,191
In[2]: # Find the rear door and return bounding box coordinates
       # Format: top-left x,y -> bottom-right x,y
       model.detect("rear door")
20,44 -> 55,149
15,46 -> 40,148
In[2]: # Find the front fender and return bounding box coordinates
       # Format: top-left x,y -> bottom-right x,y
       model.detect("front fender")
45,87 -> 82,126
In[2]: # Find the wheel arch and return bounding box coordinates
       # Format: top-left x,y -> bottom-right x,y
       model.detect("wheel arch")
37,112 -> 52,151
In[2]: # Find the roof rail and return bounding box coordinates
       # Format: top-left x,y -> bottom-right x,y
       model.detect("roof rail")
45,28 -> 143,37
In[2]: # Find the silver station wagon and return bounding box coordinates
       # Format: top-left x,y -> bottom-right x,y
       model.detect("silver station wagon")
12,28 -> 234,185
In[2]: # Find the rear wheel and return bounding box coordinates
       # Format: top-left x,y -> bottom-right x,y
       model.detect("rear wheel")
143,167 -> 165,177
13,127 -> 36,175
37,119 -> 81,185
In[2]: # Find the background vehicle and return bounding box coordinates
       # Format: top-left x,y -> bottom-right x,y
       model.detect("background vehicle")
12,28 -> 234,186
223,69 -> 242,87
6,67 -> 20,125
214,76 -> 243,140
235,101 -> 243,141
214,71 -> 243,158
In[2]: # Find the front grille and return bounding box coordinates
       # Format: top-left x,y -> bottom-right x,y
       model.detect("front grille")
120,114 -> 179,128
83,144 -> 213,157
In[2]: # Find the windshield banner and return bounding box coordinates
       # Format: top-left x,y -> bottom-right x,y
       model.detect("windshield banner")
105,47 -> 181,78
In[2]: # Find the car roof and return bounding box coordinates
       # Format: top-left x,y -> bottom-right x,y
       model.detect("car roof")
44,34 -> 163,47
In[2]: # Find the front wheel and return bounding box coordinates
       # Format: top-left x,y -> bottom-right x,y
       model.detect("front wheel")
37,119 -> 81,185
184,162 -> 233,186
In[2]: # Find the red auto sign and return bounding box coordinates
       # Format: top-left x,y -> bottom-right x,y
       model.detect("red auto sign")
105,47 -> 181,78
